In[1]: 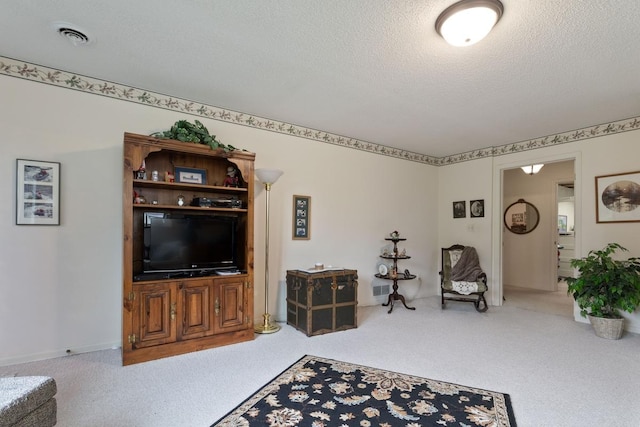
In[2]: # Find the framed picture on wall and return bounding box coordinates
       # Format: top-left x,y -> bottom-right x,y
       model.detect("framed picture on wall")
293,195 -> 311,240
558,215 -> 568,233
16,159 -> 61,225
470,199 -> 484,218
595,170 -> 640,223
453,201 -> 466,218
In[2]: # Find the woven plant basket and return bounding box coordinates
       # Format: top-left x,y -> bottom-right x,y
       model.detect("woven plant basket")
587,315 -> 624,340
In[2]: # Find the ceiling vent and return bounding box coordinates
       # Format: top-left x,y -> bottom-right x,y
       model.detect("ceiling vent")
51,22 -> 94,46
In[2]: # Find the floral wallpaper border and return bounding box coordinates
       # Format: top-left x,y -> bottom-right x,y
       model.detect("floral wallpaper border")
2,56 -> 639,165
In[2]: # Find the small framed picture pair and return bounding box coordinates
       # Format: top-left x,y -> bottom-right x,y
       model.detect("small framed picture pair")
293,195 -> 310,240
470,199 -> 485,218
453,201 -> 466,218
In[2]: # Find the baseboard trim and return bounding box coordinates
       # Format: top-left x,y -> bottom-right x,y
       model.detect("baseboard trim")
0,341 -> 120,367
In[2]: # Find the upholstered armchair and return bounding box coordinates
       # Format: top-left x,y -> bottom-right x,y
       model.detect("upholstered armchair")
439,244 -> 488,312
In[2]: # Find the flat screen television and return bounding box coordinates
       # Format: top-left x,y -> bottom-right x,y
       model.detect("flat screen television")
142,212 -> 238,274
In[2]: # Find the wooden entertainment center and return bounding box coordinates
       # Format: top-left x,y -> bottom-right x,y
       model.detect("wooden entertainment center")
122,133 -> 255,365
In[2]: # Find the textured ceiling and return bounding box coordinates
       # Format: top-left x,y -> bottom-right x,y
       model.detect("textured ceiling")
1,1 -> 639,158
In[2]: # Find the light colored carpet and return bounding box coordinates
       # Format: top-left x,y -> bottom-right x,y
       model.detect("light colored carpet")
1,295 -> 639,427
503,280 -> 574,318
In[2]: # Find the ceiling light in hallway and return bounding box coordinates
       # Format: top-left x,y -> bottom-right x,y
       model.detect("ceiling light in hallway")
521,164 -> 544,175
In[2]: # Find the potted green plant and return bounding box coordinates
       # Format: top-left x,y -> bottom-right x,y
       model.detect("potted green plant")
566,243 -> 640,339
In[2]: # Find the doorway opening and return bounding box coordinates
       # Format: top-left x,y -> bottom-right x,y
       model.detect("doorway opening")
501,160 -> 576,317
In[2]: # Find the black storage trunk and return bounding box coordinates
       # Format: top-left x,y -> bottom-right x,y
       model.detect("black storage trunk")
286,269 -> 358,336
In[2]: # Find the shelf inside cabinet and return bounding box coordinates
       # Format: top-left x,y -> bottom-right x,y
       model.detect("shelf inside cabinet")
132,204 -> 247,213
380,255 -> 411,260
375,273 -> 416,280
133,179 -> 247,193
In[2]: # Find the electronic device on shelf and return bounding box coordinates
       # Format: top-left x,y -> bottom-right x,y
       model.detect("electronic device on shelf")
215,269 -> 242,276
133,268 -> 244,282
191,197 -> 213,207
212,198 -> 242,208
140,212 -> 238,277
191,197 -> 242,208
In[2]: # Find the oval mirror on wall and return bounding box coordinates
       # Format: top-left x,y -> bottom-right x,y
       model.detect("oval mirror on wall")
504,199 -> 540,234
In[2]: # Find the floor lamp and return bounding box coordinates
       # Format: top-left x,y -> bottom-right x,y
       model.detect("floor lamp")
254,168 -> 284,334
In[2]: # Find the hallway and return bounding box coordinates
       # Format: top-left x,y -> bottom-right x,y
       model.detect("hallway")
503,280 -> 574,318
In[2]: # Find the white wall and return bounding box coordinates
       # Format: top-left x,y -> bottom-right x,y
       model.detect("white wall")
437,157 -> 495,300
578,133 -> 640,332
0,76 -> 438,365
3,73 -> 640,365
236,124 -> 439,320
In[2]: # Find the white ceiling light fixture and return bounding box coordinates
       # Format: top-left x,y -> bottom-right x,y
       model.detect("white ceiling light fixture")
435,0 -> 504,47
51,22 -> 94,46
521,164 -> 544,175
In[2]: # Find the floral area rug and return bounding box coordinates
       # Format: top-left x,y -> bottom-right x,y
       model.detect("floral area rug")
212,355 -> 517,426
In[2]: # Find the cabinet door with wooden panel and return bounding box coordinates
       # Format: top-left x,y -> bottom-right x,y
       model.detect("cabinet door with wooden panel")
214,277 -> 247,333
178,279 -> 213,340
131,282 -> 178,349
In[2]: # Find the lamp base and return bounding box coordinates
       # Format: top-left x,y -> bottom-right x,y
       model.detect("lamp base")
254,313 -> 281,334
